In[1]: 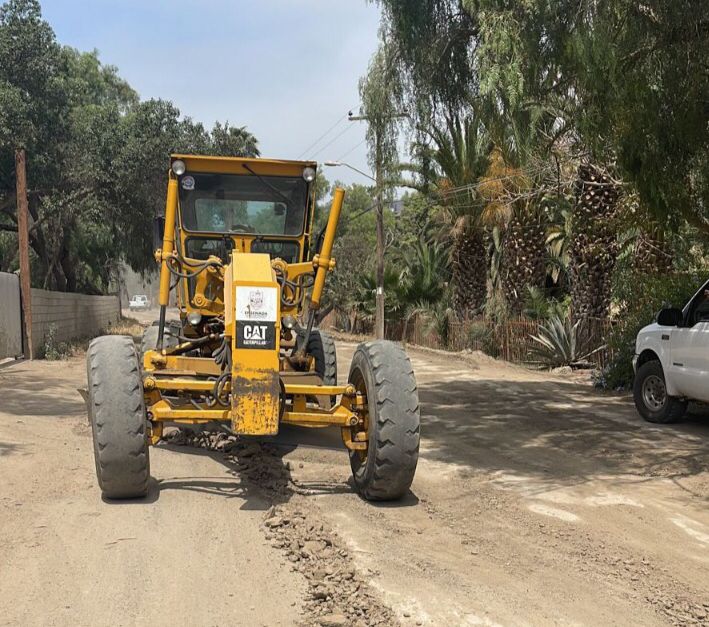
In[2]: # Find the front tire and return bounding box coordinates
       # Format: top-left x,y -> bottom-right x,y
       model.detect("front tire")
633,360 -> 687,424
87,335 -> 150,499
347,341 -> 420,501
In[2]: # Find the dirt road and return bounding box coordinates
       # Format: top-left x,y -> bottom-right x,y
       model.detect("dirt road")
1,339 -> 708,626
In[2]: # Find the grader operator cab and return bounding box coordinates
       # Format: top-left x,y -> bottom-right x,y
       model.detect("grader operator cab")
86,155 -> 420,501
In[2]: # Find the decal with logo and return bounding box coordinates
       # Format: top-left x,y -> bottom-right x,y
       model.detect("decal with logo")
235,286 -> 278,349
181,175 -> 195,190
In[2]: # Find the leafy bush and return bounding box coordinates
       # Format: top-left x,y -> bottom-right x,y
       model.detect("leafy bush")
42,324 -> 70,360
523,286 -> 570,320
410,295 -> 456,349
466,320 -> 490,348
466,320 -> 499,356
603,271 -> 705,389
529,315 -> 583,367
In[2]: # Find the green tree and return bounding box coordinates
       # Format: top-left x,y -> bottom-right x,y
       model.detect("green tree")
0,0 -> 261,292
373,0 -> 708,233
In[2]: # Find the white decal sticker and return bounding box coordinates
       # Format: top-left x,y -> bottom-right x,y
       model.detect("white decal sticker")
236,286 -> 277,322
181,175 -> 195,190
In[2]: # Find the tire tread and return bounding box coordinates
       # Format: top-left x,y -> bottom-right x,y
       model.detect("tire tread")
87,335 -> 150,498
633,360 -> 687,424
349,340 -> 420,501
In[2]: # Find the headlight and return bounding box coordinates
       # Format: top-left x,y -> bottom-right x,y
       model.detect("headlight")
172,159 -> 186,176
302,167 -> 316,182
282,315 -> 297,330
187,312 -> 202,326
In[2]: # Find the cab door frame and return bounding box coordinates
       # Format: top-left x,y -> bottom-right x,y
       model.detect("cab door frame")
669,280 -> 709,401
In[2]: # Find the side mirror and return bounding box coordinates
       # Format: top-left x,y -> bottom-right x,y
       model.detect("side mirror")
152,216 -> 165,251
657,307 -> 683,327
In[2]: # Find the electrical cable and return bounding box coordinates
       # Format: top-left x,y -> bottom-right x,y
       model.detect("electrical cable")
335,138 -> 367,162
310,124 -> 356,160
296,113 -> 349,160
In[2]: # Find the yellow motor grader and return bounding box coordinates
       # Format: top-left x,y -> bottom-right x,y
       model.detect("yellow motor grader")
86,155 -> 420,501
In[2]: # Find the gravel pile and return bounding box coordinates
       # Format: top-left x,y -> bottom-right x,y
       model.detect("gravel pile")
263,504 -> 399,627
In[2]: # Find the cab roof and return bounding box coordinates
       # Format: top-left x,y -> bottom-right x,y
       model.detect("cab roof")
170,154 -> 317,177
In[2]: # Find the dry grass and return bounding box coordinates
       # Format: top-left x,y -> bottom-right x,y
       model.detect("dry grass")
104,316 -> 145,338
42,315 -> 146,360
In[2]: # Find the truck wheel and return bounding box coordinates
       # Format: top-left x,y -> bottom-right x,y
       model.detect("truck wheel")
633,360 -> 687,424
347,341 -> 420,501
296,328 -> 337,385
296,328 -> 337,406
141,322 -> 179,355
87,335 -> 150,499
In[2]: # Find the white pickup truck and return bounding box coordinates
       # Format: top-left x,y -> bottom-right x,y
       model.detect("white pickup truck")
128,294 -> 149,311
633,279 -> 709,423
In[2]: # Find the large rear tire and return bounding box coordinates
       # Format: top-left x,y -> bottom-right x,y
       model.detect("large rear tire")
87,335 -> 150,499
633,360 -> 687,424
297,328 -> 338,406
347,340 -> 420,501
296,328 -> 337,385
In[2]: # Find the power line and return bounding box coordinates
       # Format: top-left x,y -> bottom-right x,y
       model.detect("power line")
297,105 -> 359,160
296,113 -> 348,160
310,124 -> 357,159
335,138 -> 367,162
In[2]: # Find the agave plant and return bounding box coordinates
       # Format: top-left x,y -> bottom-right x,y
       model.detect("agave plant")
529,314 -> 582,367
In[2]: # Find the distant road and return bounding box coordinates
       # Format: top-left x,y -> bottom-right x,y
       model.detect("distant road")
123,307 -> 179,325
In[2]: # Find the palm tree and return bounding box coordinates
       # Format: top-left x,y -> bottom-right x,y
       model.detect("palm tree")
210,122 -> 260,157
396,236 -> 449,306
569,164 -> 620,319
478,145 -> 547,315
420,115 -> 492,317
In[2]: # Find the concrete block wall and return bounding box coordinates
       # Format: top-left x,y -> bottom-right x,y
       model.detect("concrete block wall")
0,272 -> 23,359
30,289 -> 120,355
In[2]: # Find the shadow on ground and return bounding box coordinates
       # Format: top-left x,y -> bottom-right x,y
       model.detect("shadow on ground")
150,437 -> 354,509
0,363 -> 85,417
418,376 -> 709,491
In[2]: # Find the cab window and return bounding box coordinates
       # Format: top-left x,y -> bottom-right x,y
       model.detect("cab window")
179,172 -> 308,236
686,281 -> 709,326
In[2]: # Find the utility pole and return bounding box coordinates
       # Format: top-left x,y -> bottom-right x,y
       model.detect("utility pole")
348,111 -> 407,339
15,149 -> 33,359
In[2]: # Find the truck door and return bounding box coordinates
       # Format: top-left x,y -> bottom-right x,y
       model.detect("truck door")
670,282 -> 709,402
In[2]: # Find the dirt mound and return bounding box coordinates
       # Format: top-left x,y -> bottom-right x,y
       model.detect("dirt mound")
166,430 -> 399,626
263,505 -> 398,627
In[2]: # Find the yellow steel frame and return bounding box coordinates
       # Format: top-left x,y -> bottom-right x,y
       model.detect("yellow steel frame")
143,351 -> 367,451
145,155 -> 365,450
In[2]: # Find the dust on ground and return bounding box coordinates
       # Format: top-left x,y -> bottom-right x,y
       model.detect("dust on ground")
1,337 -> 708,626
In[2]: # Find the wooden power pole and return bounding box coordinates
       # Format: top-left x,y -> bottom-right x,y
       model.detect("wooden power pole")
373,131 -> 385,341
348,112 -> 407,339
15,149 -> 33,359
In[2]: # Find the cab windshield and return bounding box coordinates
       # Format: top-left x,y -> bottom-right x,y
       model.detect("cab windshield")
178,172 -> 308,236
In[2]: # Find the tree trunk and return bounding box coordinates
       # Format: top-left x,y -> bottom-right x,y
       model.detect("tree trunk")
569,164 -> 620,320
633,228 -> 673,275
502,209 -> 547,314
451,226 -> 487,317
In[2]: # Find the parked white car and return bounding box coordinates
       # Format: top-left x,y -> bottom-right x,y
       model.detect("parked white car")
128,294 -> 149,311
633,279 -> 709,423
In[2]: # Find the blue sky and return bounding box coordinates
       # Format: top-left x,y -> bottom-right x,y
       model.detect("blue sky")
40,0 -> 382,186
